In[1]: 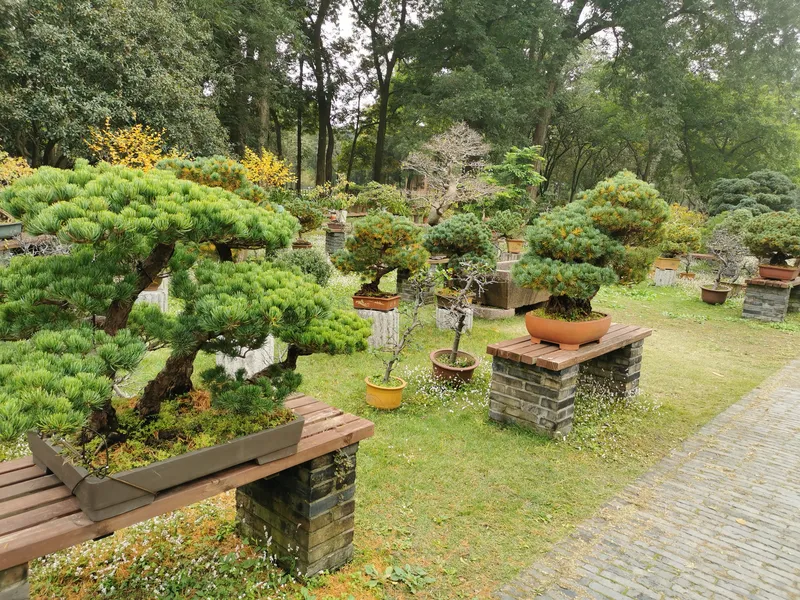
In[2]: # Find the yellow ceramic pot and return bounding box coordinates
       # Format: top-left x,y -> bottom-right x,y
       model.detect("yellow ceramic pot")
365,376 -> 407,410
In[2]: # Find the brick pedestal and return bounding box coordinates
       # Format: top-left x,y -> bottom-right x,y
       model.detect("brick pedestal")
236,443 -> 359,577
742,277 -> 800,322
489,340 -> 644,438
325,229 -> 346,255
0,564 -> 28,600
354,308 -> 399,349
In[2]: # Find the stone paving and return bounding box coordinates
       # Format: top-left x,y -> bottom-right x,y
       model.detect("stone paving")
497,358 -> 800,600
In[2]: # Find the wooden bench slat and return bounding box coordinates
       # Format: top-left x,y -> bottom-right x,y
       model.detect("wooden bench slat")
294,400 -> 334,418
519,346 -> 563,365
303,407 -> 344,426
0,408 -> 373,571
284,395 -> 318,410
536,326 -> 652,370
0,486 -> 74,521
0,497 -> 81,537
0,475 -> 62,503
486,336 -> 528,356
0,465 -> 45,488
0,457 -> 34,476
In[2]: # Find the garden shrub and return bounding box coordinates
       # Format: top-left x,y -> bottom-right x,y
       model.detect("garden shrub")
0,152 -> 33,187
157,155 -> 250,192
332,212 -> 429,296
487,210 -> 525,239
743,210 -> 800,265
357,182 -> 411,216
273,248 -> 333,286
88,119 -> 179,171
659,204 -> 704,258
240,147 -> 295,189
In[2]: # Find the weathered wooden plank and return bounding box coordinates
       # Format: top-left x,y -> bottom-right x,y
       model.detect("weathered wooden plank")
0,466 -> 45,488
0,475 -> 62,503
0,498 -> 81,537
302,407 -> 343,426
0,486 -> 74,520
293,400 -> 333,418
519,345 -> 563,365
0,457 -> 34,476
285,395 -> 317,410
496,339 -> 538,360
0,414 -> 374,571
486,336 -> 528,356
302,413 -> 361,439
536,327 -> 653,370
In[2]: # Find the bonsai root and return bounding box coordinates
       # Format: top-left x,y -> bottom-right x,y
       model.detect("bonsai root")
136,352 -> 197,417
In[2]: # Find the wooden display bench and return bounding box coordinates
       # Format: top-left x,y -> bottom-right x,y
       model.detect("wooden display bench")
742,276 -> 800,322
0,396 -> 373,598
486,323 -> 652,438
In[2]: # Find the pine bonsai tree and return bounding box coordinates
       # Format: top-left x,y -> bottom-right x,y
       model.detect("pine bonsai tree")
0,161 -> 298,335
332,213 -> 429,296
743,210 -> 800,266
423,213 -> 497,273
283,197 -> 325,243
129,259 -> 371,416
708,170 -> 800,215
488,210 -> 525,240
512,203 -> 624,320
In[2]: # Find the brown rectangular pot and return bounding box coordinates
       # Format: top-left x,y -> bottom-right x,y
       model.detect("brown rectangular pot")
352,294 -> 400,311
27,415 -> 304,522
478,261 -> 550,310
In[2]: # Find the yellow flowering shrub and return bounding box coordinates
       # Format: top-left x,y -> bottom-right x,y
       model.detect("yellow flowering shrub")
87,118 -> 183,171
241,147 -> 295,189
0,152 -> 34,187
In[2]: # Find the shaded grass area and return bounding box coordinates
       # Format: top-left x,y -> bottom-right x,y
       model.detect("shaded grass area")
29,253 -> 800,599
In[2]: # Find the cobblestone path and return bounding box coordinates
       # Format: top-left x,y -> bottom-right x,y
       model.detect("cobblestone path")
497,359 -> 800,600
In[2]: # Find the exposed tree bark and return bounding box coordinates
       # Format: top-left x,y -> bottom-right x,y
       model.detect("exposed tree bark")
272,110 -> 283,158
249,343 -> 312,381
297,56 -> 304,194
136,349 -> 200,418
325,119 -> 335,183
85,400 -> 120,438
103,243 -> 175,335
216,243 -> 234,262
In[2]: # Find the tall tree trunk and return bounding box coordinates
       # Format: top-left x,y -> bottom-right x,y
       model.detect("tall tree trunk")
372,85 -> 391,183
325,119 -> 335,183
297,58 -> 304,194
272,110 -> 283,158
136,348 -> 200,418
257,96 -> 270,151
315,91 -> 329,185
103,243 -> 175,335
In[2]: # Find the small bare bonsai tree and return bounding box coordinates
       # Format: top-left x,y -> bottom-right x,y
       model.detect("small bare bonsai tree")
403,123 -> 500,225
439,261 -> 495,366
706,228 -> 748,290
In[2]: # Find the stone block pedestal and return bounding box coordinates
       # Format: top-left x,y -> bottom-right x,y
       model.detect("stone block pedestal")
325,229 -> 346,255
742,277 -> 800,322
135,277 -> 169,312
0,564 -> 29,600
355,308 -> 399,349
653,268 -> 677,287
436,307 -> 473,332
236,443 -> 359,577
216,337 -> 275,379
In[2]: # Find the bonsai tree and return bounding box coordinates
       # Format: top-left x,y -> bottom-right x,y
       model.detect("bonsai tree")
306,178 -> 355,221
488,210 -> 526,241
157,155 -> 251,193
423,213 -> 497,275
706,228 -> 748,290
707,170 -> 800,216
331,212 -> 429,297
402,123 -> 501,225
273,248 -> 333,286
283,197 -> 325,244
659,204 -> 704,258
513,203 -> 624,320
743,210 -> 800,266
0,161 -> 298,336
578,171 -> 670,283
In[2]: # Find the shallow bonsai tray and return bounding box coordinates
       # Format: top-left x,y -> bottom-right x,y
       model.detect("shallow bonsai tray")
352,294 -> 400,311
27,415 -> 305,522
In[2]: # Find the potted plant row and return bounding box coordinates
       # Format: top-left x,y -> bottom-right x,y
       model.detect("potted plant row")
512,171 -> 669,349
332,212 -> 429,311
0,160 -> 371,520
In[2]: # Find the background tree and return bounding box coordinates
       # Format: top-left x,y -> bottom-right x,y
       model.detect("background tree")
707,171 -> 800,215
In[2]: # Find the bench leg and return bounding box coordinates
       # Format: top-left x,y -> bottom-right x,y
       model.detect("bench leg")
580,340 -> 644,397
489,356 -> 578,437
236,443 -> 358,578
0,564 -> 29,600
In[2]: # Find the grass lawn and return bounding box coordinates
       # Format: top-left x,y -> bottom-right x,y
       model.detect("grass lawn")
28,239 -> 800,599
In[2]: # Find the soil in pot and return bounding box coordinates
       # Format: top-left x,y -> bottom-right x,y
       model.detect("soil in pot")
758,264 -> 800,281
700,286 -> 731,305
430,349 -> 480,384
365,375 -> 407,409
524,309 -> 612,350
29,393 -> 304,521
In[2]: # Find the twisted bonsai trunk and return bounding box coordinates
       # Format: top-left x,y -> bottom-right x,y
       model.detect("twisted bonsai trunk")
545,295 -> 593,320
249,344 -> 312,382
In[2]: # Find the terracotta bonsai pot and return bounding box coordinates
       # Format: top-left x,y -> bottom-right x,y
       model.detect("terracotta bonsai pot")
365,376 -> 406,409
430,349 -> 480,384
292,239 -> 313,250
524,311 -> 612,351
352,294 -> 400,311
700,286 -> 731,305
506,238 -> 525,254
758,264 -> 800,281
678,272 -> 696,280
326,222 -> 345,232
654,257 -> 681,270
